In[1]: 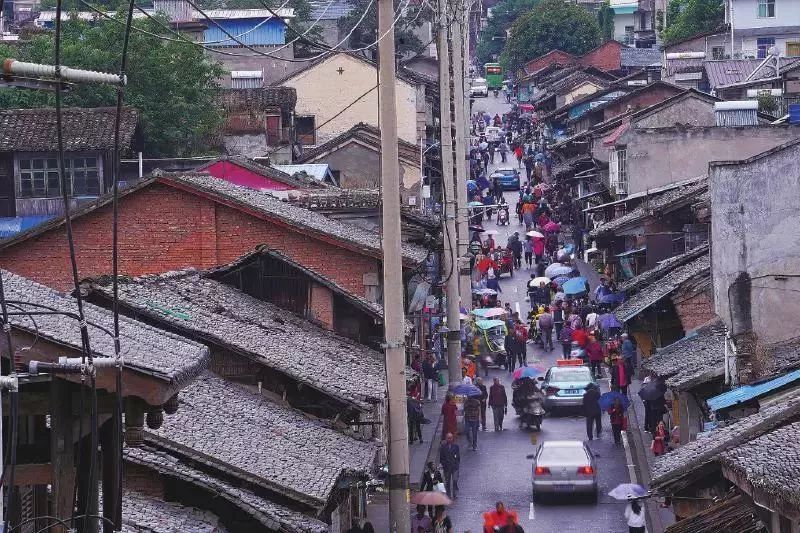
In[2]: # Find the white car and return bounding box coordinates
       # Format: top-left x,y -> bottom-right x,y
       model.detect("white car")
470,78 -> 488,97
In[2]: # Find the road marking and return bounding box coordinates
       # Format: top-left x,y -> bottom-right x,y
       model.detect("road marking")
528,502 -> 535,520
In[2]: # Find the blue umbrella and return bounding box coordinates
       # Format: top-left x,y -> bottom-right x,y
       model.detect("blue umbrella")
552,275 -> 570,287
563,277 -> 588,295
599,391 -> 631,411
452,383 -> 482,397
608,483 -> 647,500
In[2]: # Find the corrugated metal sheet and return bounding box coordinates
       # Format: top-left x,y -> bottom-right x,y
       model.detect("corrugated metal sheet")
707,368 -> 800,412
0,216 -> 54,238
204,17 -> 286,47
714,109 -> 759,126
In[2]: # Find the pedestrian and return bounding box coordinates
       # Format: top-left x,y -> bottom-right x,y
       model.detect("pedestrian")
345,521 -> 362,533
523,236 -> 533,268
488,377 -> 508,431
407,396 -> 423,444
532,281 -> 551,308
499,140 -> 508,163
441,394 -> 458,440
411,504 -> 432,533
586,335 -> 604,379
621,333 -> 636,376
514,145 -> 523,168
611,356 -> 631,396
514,319 -> 528,367
476,377 -> 488,431
510,233 -> 522,269
624,499 -> 646,533
537,308 -> 554,351
361,522 -> 375,533
489,143 -> 496,164
439,433 -> 460,498
432,506 -> 453,533
464,394 -> 481,450
420,461 -> 444,517
423,355 -> 439,401
608,398 -> 626,445
553,301 -> 565,341
652,420 -> 668,456
532,235 -> 544,264
559,322 -> 574,358
583,382 -> 602,440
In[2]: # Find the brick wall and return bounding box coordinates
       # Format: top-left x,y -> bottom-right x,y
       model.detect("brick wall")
0,183 -> 380,297
673,290 -> 716,332
524,50 -> 575,74
309,282 -> 334,329
124,463 -> 165,498
603,85 -> 683,121
578,41 -> 623,72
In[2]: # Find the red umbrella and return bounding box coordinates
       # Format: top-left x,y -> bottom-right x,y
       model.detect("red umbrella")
410,491 -> 452,506
476,257 -> 497,273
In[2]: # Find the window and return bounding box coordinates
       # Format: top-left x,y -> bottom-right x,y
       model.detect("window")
230,70 -> 263,89
18,156 -> 100,198
624,26 -> 634,45
757,37 -> 776,58
758,0 -> 775,18
712,46 -> 726,60
788,42 -> 800,57
608,149 -> 628,196
295,116 -> 316,145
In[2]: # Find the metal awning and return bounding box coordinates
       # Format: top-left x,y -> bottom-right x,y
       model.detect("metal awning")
707,368 -> 800,412
615,246 -> 646,258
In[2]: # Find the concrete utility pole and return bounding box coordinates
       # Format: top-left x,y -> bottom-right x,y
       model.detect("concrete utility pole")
376,0 -> 410,529
451,1 -> 472,310
438,0 -> 462,385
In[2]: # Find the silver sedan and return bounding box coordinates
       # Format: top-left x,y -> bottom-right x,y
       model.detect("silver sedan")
528,440 -> 598,502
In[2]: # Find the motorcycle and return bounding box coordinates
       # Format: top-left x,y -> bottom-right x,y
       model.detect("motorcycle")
512,378 -> 546,431
497,206 -> 510,226
493,89 -> 499,98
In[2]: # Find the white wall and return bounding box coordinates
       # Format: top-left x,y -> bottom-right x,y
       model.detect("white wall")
613,12 -> 635,44
730,0 -> 800,31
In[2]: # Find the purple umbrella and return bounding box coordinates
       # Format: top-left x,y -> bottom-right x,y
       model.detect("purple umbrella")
598,313 -> 623,330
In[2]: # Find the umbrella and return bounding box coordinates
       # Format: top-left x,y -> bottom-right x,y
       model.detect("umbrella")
476,257 -> 497,273
598,391 -> 631,411
468,201 -> 485,208
469,225 -> 485,232
530,276 -> 551,286
471,307 -> 506,318
638,380 -> 667,401
513,366 -> 545,380
543,221 -> 560,233
459,313 -> 470,321
452,383 -> 482,397
553,291 -> 565,302
545,263 -> 572,278
411,491 -> 452,506
563,277 -> 588,296
552,275 -> 570,287
484,229 -> 499,235
608,484 -> 647,501
533,183 -> 550,192
598,313 -> 623,330
526,230 -> 544,238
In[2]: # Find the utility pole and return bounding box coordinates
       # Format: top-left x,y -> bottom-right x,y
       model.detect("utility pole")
438,0 -> 462,385
451,1 -> 472,311
376,0 -> 410,529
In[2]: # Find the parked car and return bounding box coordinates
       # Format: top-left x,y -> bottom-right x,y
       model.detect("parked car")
489,168 -> 521,190
484,126 -> 502,144
540,364 -> 596,411
528,440 -> 598,502
470,78 -> 488,97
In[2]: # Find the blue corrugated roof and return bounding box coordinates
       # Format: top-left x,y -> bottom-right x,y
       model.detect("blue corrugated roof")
707,368 -> 800,411
0,216 -> 54,239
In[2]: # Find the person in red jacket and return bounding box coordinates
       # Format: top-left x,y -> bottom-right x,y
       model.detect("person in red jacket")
586,336 -> 605,378
571,325 -> 589,349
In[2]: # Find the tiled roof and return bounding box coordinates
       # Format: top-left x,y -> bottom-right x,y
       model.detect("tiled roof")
125,445 -> 328,532
618,243 -> 710,293
270,52 -> 419,88
663,494 -> 765,533
221,87 -> 297,113
0,107 -> 138,152
620,47 -> 661,68
293,122 -> 420,165
2,269 -> 209,386
719,421 -> 800,510
651,390 -> 800,490
146,373 -> 378,506
92,271 -> 386,409
641,320 -> 725,390
614,254 -> 710,323
158,173 -> 428,264
590,178 -> 708,237
195,155 -> 325,189
122,489 -> 227,533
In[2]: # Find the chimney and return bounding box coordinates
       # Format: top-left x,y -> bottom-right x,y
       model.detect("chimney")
729,271 -> 760,384
152,0 -> 193,22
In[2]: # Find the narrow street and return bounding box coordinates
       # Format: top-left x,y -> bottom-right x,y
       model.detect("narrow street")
444,95 -> 630,532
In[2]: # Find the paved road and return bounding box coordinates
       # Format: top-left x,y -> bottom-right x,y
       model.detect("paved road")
445,94 -> 630,533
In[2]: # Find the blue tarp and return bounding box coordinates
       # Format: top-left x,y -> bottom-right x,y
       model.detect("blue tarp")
0,216 -> 54,239
706,368 -> 800,412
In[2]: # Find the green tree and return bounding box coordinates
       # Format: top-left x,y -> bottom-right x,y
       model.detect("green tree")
0,14 -> 224,156
337,0 -> 435,59
500,0 -> 599,73
475,0 -> 540,67
661,0 -> 724,45
597,1 -> 615,43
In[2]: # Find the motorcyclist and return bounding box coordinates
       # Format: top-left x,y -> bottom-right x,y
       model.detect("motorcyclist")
512,378 -> 545,429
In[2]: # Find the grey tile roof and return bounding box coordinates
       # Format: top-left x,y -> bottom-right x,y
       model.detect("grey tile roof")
651,391 -> 800,490
1,269 -> 209,386
293,122 -> 420,165
614,254 -> 710,323
121,489 -> 228,533
158,173 -> 428,264
719,421 -> 800,510
663,493 -> 765,533
221,86 -> 297,113
618,243 -> 710,293
0,107 -> 138,152
125,445 -> 329,532
764,337 -> 800,376
641,320 -> 725,390
146,373 -> 378,506
590,178 -> 708,237
620,47 -> 661,68
92,271 -> 386,409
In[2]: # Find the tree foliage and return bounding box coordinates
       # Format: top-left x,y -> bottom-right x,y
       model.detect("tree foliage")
337,0 -> 435,59
661,0 -> 724,45
597,1 -> 615,43
475,0 -> 540,67
0,14 -> 225,156
500,0 -> 599,73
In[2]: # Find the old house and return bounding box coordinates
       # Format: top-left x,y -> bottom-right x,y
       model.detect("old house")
724,0 -> 800,59
577,40 -> 627,74
661,29 -> 731,89
532,67 -> 618,115
0,173 -> 427,298
0,107 -> 141,229
194,155 -> 327,196
220,87 -> 298,162
272,52 -> 431,147
293,123 -> 423,203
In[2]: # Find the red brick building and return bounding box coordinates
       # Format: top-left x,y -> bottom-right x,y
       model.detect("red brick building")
523,50 -> 576,75
578,40 -> 625,73
0,173 -> 426,297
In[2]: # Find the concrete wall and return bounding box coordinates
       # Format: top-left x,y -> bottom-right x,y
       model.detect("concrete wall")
710,140 -> 800,345
206,46 -> 303,87
284,54 -> 420,145
634,96 -> 718,128
613,12 -> 635,43
615,125 -> 800,195
730,0 -> 800,31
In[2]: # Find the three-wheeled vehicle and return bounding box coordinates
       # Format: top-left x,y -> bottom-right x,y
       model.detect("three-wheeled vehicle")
472,288 -> 498,308
474,319 -> 508,375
